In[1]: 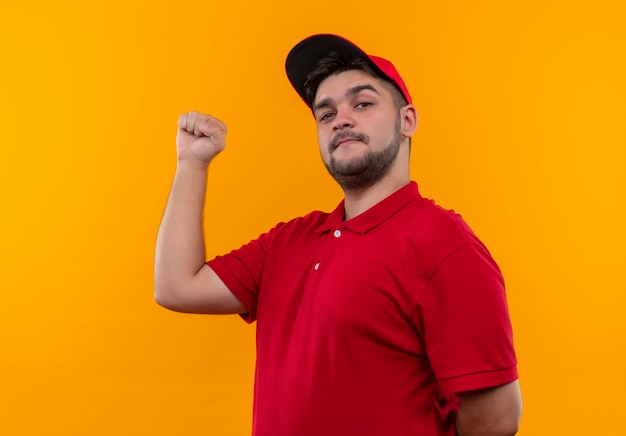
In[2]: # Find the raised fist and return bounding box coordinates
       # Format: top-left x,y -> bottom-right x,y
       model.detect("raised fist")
176,112 -> 227,165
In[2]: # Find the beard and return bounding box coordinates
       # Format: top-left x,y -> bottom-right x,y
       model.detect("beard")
324,117 -> 402,191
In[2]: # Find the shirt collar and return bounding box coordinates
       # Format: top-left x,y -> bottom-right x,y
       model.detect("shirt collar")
318,181 -> 422,234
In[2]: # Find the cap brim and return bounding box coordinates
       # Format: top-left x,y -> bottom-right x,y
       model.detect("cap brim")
286,34 -> 388,107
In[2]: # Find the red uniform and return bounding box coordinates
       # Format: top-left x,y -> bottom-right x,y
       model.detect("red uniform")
208,182 -> 518,436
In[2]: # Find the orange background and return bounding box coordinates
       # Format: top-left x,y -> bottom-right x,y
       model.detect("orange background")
1,0 -> 625,434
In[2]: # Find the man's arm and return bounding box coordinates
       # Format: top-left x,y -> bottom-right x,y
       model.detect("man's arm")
456,380 -> 522,436
154,111 -> 247,314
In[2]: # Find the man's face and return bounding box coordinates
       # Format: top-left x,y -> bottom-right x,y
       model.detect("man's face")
312,69 -> 403,191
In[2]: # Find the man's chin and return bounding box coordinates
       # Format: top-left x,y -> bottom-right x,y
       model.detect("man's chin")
330,150 -> 368,166
330,152 -> 361,165
328,160 -> 371,180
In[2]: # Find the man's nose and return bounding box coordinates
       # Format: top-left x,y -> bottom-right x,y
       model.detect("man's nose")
332,108 -> 355,131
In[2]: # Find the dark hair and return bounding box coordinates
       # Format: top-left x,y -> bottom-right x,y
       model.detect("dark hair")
303,52 -> 407,110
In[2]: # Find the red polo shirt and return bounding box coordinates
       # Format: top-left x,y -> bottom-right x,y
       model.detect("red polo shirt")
208,182 -> 517,436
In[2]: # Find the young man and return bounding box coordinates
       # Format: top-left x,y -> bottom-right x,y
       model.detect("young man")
154,34 -> 522,436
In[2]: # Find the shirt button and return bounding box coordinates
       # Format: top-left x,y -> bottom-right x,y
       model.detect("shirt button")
314,262 -> 320,271
333,229 -> 342,238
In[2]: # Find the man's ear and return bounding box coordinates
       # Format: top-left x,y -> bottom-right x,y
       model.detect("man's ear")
400,105 -> 418,138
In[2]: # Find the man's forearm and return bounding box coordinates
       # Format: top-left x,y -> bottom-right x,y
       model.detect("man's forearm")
154,162 -> 209,302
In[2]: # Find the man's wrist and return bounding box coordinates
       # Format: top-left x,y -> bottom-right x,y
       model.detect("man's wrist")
175,158 -> 211,173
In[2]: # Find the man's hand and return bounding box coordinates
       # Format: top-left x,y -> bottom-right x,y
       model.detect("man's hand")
176,111 -> 227,166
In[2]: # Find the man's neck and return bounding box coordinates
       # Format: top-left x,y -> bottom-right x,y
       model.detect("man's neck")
342,175 -> 411,221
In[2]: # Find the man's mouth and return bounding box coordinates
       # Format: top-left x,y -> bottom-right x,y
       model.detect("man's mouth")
337,138 -> 359,147
330,132 -> 368,151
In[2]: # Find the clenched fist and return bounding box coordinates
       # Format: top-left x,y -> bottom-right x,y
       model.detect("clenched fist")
176,111 -> 227,165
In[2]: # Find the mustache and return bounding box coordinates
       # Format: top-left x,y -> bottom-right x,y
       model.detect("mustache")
329,131 -> 369,151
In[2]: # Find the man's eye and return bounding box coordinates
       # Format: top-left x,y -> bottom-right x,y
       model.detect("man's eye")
319,112 -> 335,122
355,102 -> 372,109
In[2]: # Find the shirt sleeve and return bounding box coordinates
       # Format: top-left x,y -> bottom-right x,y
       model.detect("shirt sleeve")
416,243 -> 518,393
207,229 -> 274,323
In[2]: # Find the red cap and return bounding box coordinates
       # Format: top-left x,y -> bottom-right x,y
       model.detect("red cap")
285,34 -> 412,108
